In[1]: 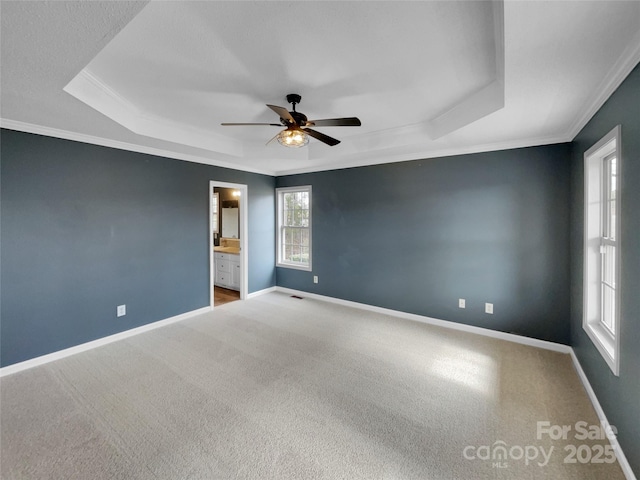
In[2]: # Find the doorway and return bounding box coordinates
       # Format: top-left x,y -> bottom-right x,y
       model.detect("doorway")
209,181 -> 248,308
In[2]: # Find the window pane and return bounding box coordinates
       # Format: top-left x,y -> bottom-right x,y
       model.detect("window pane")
603,245 -> 615,287
284,227 -> 293,244
292,207 -> 300,227
601,244 -> 616,334
277,187 -> 311,269
610,157 -> 617,240
212,192 -> 219,233
583,127 -> 620,375
603,284 -> 615,333
300,247 -> 309,263
610,199 -> 616,240
603,155 -> 617,239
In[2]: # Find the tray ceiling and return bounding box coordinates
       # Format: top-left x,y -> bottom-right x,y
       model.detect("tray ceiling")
2,1 -> 639,175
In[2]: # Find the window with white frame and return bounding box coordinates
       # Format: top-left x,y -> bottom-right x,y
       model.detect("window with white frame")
276,186 -> 312,270
583,125 -> 621,375
212,191 -> 219,234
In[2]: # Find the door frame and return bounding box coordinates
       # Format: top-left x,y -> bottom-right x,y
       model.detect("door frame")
209,180 -> 248,307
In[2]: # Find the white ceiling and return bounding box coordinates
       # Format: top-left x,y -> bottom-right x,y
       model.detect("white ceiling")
2,1 -> 639,176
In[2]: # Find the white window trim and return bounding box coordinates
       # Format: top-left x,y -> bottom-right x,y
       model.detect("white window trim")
212,191 -> 219,234
276,185 -> 312,271
583,125 -> 621,376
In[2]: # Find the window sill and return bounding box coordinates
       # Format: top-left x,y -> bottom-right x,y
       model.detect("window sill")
276,262 -> 312,272
583,321 -> 619,376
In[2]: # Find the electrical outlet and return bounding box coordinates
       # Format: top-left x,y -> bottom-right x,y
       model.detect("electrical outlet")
458,298 -> 466,308
313,275 -> 318,284
117,305 -> 126,317
485,303 -> 493,314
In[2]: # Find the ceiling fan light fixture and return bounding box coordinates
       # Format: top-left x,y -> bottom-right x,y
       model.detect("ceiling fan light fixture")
277,129 -> 309,148
222,94 -> 360,147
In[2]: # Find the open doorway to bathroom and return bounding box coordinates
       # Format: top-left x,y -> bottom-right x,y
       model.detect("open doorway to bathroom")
210,181 -> 248,307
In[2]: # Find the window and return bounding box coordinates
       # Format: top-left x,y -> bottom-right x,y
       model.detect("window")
212,191 -> 219,234
277,186 -> 312,270
583,125 -> 621,375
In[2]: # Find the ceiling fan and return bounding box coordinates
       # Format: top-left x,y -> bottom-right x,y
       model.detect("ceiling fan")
221,94 -> 361,147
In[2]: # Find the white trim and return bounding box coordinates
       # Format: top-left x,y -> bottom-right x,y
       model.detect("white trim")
583,125 -> 621,376
276,134 -> 570,176
273,287 -> 635,477
275,287 -> 571,354
2,289 -> 634,478
566,30 -> 640,141
0,118 -> 275,176
0,306 -> 212,378
247,286 -> 277,299
211,191 -> 220,234
570,351 -> 637,480
209,181 -> 249,308
3,23 -> 638,182
276,186 -> 313,272
0,118 -> 570,178
0,118 -> 568,178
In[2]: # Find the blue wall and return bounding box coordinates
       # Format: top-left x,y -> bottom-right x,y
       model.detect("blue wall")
2,64 -> 637,475
0,130 -> 276,367
569,64 -> 640,475
277,144 -> 571,344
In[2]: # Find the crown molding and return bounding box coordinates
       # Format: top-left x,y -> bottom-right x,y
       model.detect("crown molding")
0,119 -> 276,176
1,118 -> 572,178
276,133 -> 570,176
565,29 -> 640,141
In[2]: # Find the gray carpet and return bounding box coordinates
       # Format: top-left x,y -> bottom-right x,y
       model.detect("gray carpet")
1,292 -> 625,479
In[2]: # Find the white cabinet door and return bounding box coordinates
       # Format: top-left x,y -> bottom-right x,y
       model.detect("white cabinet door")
230,259 -> 241,289
215,252 -> 240,291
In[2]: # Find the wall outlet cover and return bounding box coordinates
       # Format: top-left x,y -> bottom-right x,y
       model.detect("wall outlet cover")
117,305 -> 126,317
459,298 -> 466,308
485,303 -> 493,314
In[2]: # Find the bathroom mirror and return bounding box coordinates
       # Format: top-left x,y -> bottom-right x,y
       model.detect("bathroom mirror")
221,207 -> 239,238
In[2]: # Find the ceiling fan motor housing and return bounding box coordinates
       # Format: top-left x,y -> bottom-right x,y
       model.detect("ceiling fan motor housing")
221,93 -> 359,147
290,111 -> 308,126
285,94 -> 306,125
286,93 -> 302,105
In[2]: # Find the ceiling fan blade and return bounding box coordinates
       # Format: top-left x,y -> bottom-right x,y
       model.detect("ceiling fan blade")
307,117 -> 361,127
221,123 -> 282,126
303,128 -> 341,146
267,104 -> 296,125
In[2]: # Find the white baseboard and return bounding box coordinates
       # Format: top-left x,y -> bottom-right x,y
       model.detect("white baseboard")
274,287 -> 636,479
247,286 -> 277,299
2,286 -> 280,376
3,288 -> 635,478
0,306 -> 212,378
569,351 -> 637,480
275,287 -> 572,354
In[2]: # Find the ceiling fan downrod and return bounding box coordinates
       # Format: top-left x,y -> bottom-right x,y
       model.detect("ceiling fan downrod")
220,93 -> 360,147
286,93 -> 302,112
